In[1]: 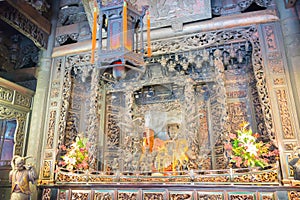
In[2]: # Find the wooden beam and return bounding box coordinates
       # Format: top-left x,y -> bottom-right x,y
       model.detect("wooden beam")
0,1 -> 50,49
6,0 -> 51,34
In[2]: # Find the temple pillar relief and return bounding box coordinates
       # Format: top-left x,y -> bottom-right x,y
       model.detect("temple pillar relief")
258,20 -> 300,180
275,0 -> 300,131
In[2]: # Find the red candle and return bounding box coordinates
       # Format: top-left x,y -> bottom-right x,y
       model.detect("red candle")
123,1 -> 127,48
91,2 -> 98,64
147,11 -> 151,57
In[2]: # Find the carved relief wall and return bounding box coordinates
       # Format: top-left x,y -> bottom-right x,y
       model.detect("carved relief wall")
41,24 -> 279,177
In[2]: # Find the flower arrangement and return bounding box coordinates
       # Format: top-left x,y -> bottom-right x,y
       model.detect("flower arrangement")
224,122 -> 279,168
59,136 -> 90,171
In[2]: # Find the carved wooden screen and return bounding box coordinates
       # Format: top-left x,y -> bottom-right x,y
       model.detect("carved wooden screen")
103,80 -> 214,173
101,26 -> 277,171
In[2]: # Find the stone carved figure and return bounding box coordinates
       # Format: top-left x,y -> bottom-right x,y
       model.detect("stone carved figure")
289,146 -> 300,180
9,156 -> 37,200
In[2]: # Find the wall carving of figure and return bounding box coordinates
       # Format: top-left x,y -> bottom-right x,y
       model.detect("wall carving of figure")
9,156 -> 37,200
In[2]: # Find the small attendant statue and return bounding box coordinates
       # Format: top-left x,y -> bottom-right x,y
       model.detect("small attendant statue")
9,155 -> 37,200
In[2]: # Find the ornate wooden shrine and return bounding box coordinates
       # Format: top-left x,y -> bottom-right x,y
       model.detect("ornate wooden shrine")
35,0 -> 300,199
0,0 -> 300,199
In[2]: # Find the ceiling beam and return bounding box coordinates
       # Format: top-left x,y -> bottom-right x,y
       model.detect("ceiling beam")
0,0 -> 51,49
6,0 -> 51,34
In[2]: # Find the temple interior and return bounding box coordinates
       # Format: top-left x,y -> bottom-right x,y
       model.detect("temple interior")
0,0 -> 300,199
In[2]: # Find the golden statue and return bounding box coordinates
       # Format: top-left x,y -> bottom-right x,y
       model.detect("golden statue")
9,155 -> 37,200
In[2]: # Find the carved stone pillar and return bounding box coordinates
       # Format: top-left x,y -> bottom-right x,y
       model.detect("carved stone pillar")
87,68 -> 101,170
275,0 -> 300,132
259,21 -> 300,180
27,2 -> 60,199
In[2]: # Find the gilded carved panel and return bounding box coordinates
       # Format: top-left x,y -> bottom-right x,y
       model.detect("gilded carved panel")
170,191 -> 193,200
42,160 -> 52,179
276,89 -> 294,139
0,105 -> 27,156
14,92 -> 32,108
46,110 -> 56,149
118,190 -> 138,200
197,192 -> 223,200
269,59 -> 284,74
284,142 -> 297,151
0,86 -> 13,103
264,25 -> 277,51
273,78 -> 285,86
143,191 -> 165,200
259,192 -> 275,200
94,190 -> 114,200
228,192 -> 255,200
71,190 -> 90,200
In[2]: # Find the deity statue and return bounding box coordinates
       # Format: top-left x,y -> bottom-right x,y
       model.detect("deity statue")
167,123 -> 179,141
154,123 -> 184,172
289,147 -> 300,180
9,155 -> 37,200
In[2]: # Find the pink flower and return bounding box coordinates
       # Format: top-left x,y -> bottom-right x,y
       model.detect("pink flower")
82,161 -> 89,169
272,149 -> 280,156
224,143 -> 232,150
59,145 -> 67,151
229,133 -> 237,139
77,164 -> 83,169
233,156 -> 242,168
